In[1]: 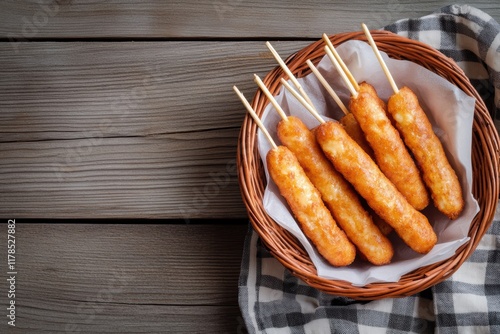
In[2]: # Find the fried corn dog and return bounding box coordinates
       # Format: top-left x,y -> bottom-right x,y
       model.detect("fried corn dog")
341,108 -> 393,236
305,60 -> 393,236
277,116 -> 393,265
349,83 -> 429,211
267,145 -> 356,266
315,121 -> 437,254
387,86 -> 464,219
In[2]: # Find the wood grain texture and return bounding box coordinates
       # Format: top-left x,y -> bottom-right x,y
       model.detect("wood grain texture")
0,1 -> 498,40
0,223 -> 249,333
0,41 -> 311,218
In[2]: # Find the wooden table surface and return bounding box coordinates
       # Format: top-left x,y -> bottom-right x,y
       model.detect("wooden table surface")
0,1 -> 499,333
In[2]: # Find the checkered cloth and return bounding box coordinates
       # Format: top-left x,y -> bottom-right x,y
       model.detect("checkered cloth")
238,5 -> 500,334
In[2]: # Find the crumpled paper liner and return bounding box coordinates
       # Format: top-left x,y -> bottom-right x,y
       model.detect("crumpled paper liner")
257,40 -> 479,286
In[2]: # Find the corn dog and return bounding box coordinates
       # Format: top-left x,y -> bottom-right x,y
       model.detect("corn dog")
277,116 -> 393,265
349,83 -> 429,211
315,121 -> 437,254
341,113 -> 394,236
267,145 -> 356,266
387,86 -> 464,219
304,60 -> 393,237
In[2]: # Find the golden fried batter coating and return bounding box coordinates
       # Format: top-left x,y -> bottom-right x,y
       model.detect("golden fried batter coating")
340,112 -> 374,157
266,145 -> 356,266
277,116 -> 393,265
371,213 -> 394,236
340,113 -> 393,236
315,121 -> 437,254
349,85 -> 429,211
387,86 -> 464,219
358,81 -> 387,110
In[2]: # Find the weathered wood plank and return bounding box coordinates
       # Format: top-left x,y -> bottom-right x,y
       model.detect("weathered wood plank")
13,303 -> 244,334
0,41 -> 310,142
0,223 -> 249,333
1,132 -> 244,218
0,1 -> 498,41
0,41 -> 310,218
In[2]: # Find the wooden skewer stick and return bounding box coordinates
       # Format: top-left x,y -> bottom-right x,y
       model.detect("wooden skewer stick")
361,23 -> 399,94
324,46 -> 358,98
280,78 -> 325,124
265,41 -> 316,109
253,74 -> 288,121
305,59 -> 349,115
322,33 -> 359,91
233,85 -> 277,149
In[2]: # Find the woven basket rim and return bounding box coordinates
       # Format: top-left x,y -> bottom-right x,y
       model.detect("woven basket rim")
237,30 -> 500,300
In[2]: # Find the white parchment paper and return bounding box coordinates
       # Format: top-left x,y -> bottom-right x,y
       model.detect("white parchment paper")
257,40 -> 479,286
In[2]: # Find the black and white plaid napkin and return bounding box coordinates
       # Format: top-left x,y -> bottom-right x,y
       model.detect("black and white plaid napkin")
238,5 -> 500,333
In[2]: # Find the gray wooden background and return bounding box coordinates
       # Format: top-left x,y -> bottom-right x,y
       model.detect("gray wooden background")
0,1 -> 499,333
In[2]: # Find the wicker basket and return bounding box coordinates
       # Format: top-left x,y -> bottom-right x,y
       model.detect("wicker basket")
237,30 -> 500,300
